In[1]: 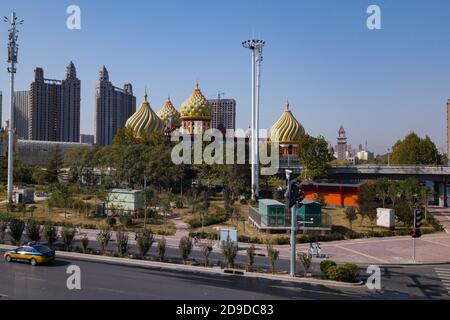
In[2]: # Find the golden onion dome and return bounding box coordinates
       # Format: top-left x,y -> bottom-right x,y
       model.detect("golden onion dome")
179,84 -> 212,121
157,97 -> 181,127
125,91 -> 164,138
270,102 -> 305,144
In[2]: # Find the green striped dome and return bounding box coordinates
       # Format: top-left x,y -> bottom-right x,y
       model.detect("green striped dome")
180,84 -> 212,120
125,91 -> 164,138
157,97 -> 181,127
270,102 -> 305,144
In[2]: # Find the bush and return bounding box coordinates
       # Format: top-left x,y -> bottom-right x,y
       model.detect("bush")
188,212 -> 229,228
157,237 -> 166,261
320,260 -> 337,275
80,235 -> 89,253
105,217 -> 116,228
119,216 -> 133,228
97,227 -> 112,253
136,229 -> 155,257
0,218 -> 9,243
43,224 -> 58,247
26,220 -> 42,242
179,236 -> 193,263
221,239 -> 238,268
115,228 -> 129,256
326,263 -> 359,283
8,219 -> 25,245
60,227 -> 77,251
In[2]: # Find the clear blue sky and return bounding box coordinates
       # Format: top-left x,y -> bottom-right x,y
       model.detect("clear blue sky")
1,0 -> 450,155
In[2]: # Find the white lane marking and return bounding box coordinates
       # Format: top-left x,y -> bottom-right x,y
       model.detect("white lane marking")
434,268 -> 450,296
434,268 -> 450,272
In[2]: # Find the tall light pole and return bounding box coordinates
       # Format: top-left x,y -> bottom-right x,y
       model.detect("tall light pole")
4,12 -> 23,203
242,39 -> 265,201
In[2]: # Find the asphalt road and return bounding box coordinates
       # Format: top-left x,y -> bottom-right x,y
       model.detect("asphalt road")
1,250 -> 449,300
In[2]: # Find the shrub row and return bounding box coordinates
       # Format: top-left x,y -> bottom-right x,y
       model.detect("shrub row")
188,212 -> 229,228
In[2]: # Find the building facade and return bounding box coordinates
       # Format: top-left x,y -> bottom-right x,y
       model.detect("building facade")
13,91 -> 30,139
208,98 -> 236,131
28,63 -> 81,142
0,91 -> 2,127
95,66 -> 136,146
336,125 -> 347,161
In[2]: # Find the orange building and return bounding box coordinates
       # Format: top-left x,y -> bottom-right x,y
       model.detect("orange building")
300,182 -> 361,207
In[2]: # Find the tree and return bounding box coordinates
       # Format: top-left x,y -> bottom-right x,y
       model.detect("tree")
157,237 -> 166,262
50,183 -> 73,219
26,220 -> 41,242
391,132 -> 442,165
0,218 -> 9,243
344,207 -> 358,231
46,146 -> 64,183
80,235 -> 89,253
200,240 -> 214,267
96,227 -> 112,254
374,178 -> 389,208
8,219 -> 25,245
246,245 -> 256,270
267,243 -> 279,274
43,224 -> 58,247
221,238 -> 238,268
60,227 -> 76,251
297,252 -> 312,276
115,228 -> 129,256
357,182 -> 380,227
298,134 -> 333,181
136,229 -> 155,258
179,236 -> 193,264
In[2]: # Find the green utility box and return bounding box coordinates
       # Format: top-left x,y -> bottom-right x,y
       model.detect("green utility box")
258,199 -> 286,227
296,199 -> 322,227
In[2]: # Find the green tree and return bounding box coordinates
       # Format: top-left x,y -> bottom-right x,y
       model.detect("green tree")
50,183 -> 73,219
344,207 -> 358,231
298,134 -> 333,181
136,229 -> 155,258
391,132 -> 442,165
200,240 -> 214,267
26,220 -> 41,242
115,228 -> 129,256
297,252 -> 312,276
96,226 -> 112,253
46,146 -> 64,183
246,245 -> 256,270
80,235 -> 89,253
43,224 -> 58,247
179,236 -> 193,264
157,237 -> 166,262
0,218 -> 9,243
267,243 -> 279,274
60,227 -> 76,251
221,238 -> 238,268
8,219 -> 25,245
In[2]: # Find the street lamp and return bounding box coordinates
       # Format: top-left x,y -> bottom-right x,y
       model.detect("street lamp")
4,12 -> 24,204
242,39 -> 265,201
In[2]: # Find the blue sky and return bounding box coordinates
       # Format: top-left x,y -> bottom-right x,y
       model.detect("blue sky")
1,0 -> 450,154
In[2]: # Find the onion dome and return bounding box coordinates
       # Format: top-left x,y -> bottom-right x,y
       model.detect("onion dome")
179,84 -> 212,120
270,101 -> 305,144
157,97 -> 181,127
125,91 -> 164,138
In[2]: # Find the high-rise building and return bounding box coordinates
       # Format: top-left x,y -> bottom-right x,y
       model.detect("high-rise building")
336,125 -> 347,161
14,91 -> 30,139
95,66 -> 136,146
80,134 -> 95,145
447,100 -> 450,164
208,98 -> 236,131
0,91 -> 2,127
28,63 -> 81,142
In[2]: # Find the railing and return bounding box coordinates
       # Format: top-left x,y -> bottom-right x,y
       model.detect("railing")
248,206 -> 262,227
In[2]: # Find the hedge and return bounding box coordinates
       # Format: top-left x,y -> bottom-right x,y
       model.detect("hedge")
188,212 -> 229,228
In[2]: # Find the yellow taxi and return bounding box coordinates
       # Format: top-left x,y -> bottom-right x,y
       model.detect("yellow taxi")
4,244 -> 55,266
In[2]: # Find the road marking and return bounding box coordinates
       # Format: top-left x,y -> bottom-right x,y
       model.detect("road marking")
434,268 -> 450,296
334,245 -> 390,264
421,238 -> 450,249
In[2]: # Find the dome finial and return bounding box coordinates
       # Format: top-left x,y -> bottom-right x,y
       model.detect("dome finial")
144,88 -> 148,102
285,99 -> 290,111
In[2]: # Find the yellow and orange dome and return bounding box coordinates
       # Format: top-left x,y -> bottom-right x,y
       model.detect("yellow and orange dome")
179,84 -> 212,121
270,102 -> 305,144
125,91 -> 164,138
157,97 -> 181,127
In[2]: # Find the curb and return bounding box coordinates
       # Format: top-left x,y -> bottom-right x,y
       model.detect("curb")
0,244 -> 363,288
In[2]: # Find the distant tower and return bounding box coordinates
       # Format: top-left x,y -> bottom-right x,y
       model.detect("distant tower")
337,125 -> 347,161
447,100 -> 450,164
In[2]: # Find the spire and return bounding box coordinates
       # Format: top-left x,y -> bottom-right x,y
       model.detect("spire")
285,99 -> 290,111
99,65 -> 109,81
144,88 -> 148,102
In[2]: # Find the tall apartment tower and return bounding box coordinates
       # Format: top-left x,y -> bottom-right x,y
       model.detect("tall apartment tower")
0,91 -> 2,127
95,66 -> 136,146
60,62 -> 81,142
14,91 -> 30,139
208,98 -> 236,131
336,125 -> 347,161
447,100 -> 450,164
28,63 -> 81,142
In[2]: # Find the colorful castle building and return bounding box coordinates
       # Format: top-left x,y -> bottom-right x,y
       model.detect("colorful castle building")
125,91 -> 164,139
179,84 -> 212,134
270,101 -> 305,156
157,97 -> 181,134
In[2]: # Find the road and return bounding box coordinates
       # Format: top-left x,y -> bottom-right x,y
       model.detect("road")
1,250 -> 449,300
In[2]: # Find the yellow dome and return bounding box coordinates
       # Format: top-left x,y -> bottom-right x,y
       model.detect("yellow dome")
157,97 -> 181,127
179,84 -> 212,121
270,102 -> 305,144
125,91 -> 164,138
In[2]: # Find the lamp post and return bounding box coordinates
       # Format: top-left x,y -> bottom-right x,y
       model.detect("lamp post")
242,39 -> 265,201
4,12 -> 24,204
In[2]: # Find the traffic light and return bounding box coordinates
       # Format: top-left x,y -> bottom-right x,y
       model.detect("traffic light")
411,209 -> 423,238
288,180 -> 305,208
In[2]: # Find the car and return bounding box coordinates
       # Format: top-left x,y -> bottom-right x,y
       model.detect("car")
4,244 -> 55,266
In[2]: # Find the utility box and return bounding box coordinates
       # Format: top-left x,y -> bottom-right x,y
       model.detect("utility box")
258,199 -> 286,227
14,188 -> 35,204
376,208 -> 395,229
297,199 -> 322,227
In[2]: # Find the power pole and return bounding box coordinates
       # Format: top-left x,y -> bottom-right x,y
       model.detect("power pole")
4,12 -> 24,204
